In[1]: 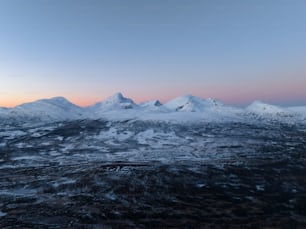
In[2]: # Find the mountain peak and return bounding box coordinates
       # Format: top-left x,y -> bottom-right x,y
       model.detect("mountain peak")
8,96 -> 84,122
91,92 -> 137,111
15,96 -> 75,108
165,95 -> 222,112
109,92 -> 124,100
48,96 -> 70,102
249,100 -> 265,106
247,100 -> 285,114
42,96 -> 75,106
140,100 -> 162,107
104,92 -> 134,104
153,100 -> 162,106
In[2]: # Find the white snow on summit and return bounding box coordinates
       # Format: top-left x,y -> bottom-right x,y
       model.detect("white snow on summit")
139,100 -> 162,108
246,100 -> 286,115
89,93 -> 138,112
6,97 -> 84,122
87,93 -> 141,120
165,95 -> 223,112
0,93 -> 305,124
139,100 -> 169,112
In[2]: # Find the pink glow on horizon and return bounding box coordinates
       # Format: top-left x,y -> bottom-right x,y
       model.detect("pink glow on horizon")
2,91 -> 306,108
1,73 -> 306,108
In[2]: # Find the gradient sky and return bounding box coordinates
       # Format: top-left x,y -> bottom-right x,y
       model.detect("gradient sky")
1,0 -> 306,107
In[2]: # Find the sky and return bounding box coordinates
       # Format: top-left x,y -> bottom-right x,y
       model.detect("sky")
1,0 -> 306,107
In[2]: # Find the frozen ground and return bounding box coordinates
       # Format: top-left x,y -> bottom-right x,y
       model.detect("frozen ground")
0,119 -> 306,228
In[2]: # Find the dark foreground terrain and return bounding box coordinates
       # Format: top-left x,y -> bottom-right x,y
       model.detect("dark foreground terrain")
0,120 -> 306,228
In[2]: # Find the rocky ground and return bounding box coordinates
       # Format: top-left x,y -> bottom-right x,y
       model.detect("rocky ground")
0,120 -> 306,228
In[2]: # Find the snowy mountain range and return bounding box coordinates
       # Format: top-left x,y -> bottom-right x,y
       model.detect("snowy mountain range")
0,93 -> 305,124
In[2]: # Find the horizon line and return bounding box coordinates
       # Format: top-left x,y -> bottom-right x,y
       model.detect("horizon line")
1,92 -> 305,109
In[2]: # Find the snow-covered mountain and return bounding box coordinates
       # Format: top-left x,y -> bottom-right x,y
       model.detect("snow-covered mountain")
246,100 -> 287,115
4,97 -> 84,123
243,100 -> 304,124
89,93 -> 138,112
139,100 -> 169,112
139,100 -> 162,108
288,106 -> 306,115
0,93 -> 305,124
165,95 -> 223,112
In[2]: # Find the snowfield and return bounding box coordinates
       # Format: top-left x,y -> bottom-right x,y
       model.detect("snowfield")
0,94 -> 306,228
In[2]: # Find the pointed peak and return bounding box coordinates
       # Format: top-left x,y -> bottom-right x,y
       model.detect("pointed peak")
139,100 -> 163,108
104,92 -> 134,103
153,100 -> 162,106
91,92 -> 137,110
109,92 -> 124,100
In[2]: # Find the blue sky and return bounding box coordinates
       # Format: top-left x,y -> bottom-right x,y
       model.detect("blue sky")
1,0 -> 306,107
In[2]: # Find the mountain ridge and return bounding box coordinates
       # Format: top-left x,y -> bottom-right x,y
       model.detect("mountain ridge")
0,93 -> 305,124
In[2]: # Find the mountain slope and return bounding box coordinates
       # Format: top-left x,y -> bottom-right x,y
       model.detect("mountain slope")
165,95 -> 223,112
246,100 -> 286,115
90,93 -> 138,111
139,100 -> 170,112
6,97 -> 84,123
0,94 -> 305,124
